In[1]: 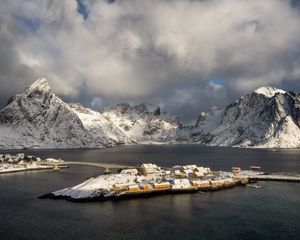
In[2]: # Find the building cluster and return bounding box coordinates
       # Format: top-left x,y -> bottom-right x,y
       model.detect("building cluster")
171,165 -> 212,178
111,163 -> 246,195
0,154 -> 45,172
0,153 -> 40,164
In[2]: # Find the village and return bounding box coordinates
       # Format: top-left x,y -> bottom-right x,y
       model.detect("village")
44,163 -> 268,201
0,153 -> 62,173
107,164 -> 261,198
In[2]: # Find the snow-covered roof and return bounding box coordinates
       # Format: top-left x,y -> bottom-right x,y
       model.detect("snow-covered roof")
121,169 -> 138,174
183,169 -> 193,174
194,172 -> 204,177
141,163 -> 159,169
173,179 -> 190,185
183,165 -> 197,170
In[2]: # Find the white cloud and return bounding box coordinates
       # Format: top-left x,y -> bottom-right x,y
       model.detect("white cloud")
1,0 -> 300,121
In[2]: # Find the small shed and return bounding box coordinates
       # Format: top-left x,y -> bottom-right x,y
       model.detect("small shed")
232,167 -> 241,174
139,184 -> 152,191
153,182 -> 170,190
113,184 -> 128,191
128,185 -> 141,192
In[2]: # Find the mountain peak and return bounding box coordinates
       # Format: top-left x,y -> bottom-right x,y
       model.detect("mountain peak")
134,103 -> 159,113
254,86 -> 286,98
25,78 -> 51,95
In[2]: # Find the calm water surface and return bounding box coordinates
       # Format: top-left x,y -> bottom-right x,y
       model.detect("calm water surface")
0,145 -> 299,240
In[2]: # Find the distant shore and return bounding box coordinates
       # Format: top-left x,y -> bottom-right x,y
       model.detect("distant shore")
0,153 -> 64,174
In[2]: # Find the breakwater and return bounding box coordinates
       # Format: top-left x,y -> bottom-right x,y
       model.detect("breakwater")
249,174 -> 300,182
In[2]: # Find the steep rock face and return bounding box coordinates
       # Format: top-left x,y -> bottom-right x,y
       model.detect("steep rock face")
0,78 -> 128,149
191,86 -> 300,148
102,103 -> 181,143
68,104 -> 132,145
1,79 -> 300,149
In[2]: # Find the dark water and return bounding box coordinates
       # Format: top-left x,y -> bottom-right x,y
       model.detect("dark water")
0,145 -> 300,240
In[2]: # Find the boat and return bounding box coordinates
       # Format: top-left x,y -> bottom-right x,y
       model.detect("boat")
247,184 -> 262,189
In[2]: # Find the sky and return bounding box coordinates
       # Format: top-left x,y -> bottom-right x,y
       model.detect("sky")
1,0 -> 300,123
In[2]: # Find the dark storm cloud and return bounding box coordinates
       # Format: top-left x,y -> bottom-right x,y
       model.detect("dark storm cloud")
1,0 -> 300,123
0,21 -> 39,107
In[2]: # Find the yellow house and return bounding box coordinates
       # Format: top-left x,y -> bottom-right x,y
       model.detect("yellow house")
210,180 -> 224,188
153,182 -> 170,190
191,180 -> 210,187
128,185 -> 141,192
113,184 -> 128,191
140,184 -> 152,191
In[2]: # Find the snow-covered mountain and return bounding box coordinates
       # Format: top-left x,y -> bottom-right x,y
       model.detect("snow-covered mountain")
0,78 -> 131,149
0,78 -> 180,149
1,79 -> 300,149
189,86 -> 300,148
102,103 -> 181,143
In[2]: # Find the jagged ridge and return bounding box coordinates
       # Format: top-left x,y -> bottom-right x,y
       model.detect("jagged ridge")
102,103 -> 181,143
190,86 -> 300,148
0,78 -> 131,149
0,79 -> 300,149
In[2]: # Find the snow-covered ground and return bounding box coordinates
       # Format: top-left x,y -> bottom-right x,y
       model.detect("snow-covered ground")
0,154 -> 62,173
0,163 -> 52,173
53,171 -> 164,199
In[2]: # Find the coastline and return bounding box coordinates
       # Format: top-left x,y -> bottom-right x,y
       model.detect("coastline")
0,153 -> 67,174
39,178 -> 243,202
1,142 -> 300,152
0,165 -> 70,174
0,166 -> 54,174
38,183 -> 240,203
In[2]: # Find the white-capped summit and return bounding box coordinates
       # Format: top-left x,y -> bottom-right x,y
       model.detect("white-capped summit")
254,86 -> 286,98
25,78 -> 52,94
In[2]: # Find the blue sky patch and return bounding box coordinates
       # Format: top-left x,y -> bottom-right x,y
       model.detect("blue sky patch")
76,0 -> 89,20
211,77 -> 224,87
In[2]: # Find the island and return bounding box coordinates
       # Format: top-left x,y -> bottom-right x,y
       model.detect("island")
40,164 -> 271,202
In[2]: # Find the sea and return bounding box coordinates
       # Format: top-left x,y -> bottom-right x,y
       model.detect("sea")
0,145 -> 299,240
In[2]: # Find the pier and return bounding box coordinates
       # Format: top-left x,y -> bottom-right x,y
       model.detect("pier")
249,174 -> 300,182
44,161 -> 133,173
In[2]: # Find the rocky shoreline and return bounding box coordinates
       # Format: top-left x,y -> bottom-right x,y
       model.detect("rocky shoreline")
38,189 -> 207,203
38,177 -> 242,202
